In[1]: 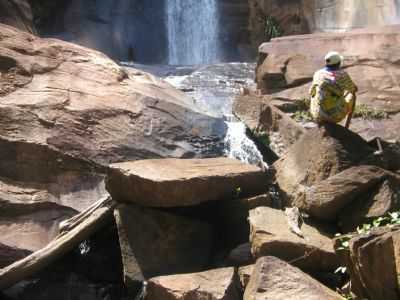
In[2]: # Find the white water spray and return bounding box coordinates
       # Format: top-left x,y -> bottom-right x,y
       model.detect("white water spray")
166,0 -> 220,65
223,120 -> 267,169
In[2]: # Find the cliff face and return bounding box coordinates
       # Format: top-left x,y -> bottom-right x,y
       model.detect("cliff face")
312,0 -> 400,32
249,0 -> 400,48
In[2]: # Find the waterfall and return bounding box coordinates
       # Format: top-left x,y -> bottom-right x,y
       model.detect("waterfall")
224,120 -> 268,169
166,0 -> 220,65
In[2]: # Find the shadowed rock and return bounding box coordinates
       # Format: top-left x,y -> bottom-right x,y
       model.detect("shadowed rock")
0,0 -> 35,34
339,174 -> 400,232
335,226 -> 400,300
114,204 -> 213,295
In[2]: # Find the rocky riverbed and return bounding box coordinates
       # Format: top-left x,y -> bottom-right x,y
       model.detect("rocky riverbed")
1,4 -> 400,300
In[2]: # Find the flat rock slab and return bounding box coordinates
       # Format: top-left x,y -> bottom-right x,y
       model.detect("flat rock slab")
146,267 -> 241,300
244,256 -> 343,300
107,158 -> 267,207
114,204 -> 213,295
249,207 -> 339,272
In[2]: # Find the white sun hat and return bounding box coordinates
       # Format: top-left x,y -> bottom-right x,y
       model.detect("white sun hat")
324,51 -> 344,66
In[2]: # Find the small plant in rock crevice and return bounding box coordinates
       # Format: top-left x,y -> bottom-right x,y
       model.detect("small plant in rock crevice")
336,211 -> 400,251
290,98 -> 313,122
353,104 -> 388,120
249,128 -> 271,148
264,15 -> 282,41
292,110 -> 313,122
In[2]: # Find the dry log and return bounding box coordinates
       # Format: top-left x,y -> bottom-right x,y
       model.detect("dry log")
0,196 -> 116,290
59,196 -> 113,234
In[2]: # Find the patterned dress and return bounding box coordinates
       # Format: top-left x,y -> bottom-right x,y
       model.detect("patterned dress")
309,67 -> 358,123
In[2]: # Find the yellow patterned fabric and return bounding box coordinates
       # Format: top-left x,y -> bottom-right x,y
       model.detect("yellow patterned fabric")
309,68 -> 358,123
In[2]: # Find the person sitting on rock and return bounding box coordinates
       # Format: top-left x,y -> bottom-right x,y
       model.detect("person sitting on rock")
309,51 -> 358,127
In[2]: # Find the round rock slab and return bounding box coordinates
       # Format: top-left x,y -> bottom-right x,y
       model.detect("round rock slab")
106,158 -> 268,207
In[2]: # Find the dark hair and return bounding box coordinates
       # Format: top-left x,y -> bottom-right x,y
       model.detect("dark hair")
326,62 -> 341,70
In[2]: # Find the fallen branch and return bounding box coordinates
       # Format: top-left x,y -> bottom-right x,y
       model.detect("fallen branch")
59,195 -> 113,234
0,196 -> 116,290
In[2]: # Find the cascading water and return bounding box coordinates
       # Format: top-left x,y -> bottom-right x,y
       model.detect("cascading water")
166,0 -> 220,65
164,63 -> 268,169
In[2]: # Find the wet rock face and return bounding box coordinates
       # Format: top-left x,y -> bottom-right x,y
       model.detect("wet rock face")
248,0 -> 312,47
0,0 -> 35,34
312,0 -> 400,32
248,0 -> 399,47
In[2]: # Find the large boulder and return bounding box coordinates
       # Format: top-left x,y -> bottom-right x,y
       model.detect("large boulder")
0,0 -> 35,34
114,204 -> 213,295
106,158 -> 267,207
294,165 -> 388,222
249,207 -> 339,272
244,256 -> 343,300
146,267 -> 241,300
273,123 -> 374,205
339,174 -> 400,231
0,24 -> 225,166
335,226 -> 400,300
256,25 -> 400,141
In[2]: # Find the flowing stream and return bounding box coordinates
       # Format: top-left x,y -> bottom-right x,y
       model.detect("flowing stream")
163,63 -> 268,168
166,0 -> 220,65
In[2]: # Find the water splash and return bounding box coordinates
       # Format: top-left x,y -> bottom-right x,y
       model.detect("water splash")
224,120 -> 268,169
135,281 -> 148,300
78,240 -> 91,255
166,0 -> 220,65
